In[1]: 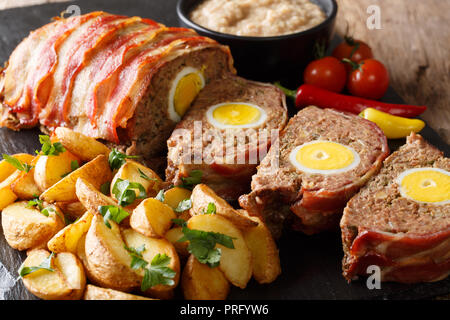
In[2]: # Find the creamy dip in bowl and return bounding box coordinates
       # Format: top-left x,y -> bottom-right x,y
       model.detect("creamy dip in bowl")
190,0 -> 326,37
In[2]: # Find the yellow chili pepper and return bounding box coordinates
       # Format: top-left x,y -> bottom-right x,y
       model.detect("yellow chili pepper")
359,108 -> 425,139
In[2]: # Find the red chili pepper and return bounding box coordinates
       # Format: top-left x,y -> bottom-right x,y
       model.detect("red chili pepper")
275,83 -> 427,118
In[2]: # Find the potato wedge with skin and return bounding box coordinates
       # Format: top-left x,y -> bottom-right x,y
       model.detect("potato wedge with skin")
122,229 -> 180,293
11,166 -> 41,200
21,249 -> 86,300
190,184 -> 257,229
2,201 -> 64,251
0,153 -> 34,182
85,213 -> 140,291
54,127 -> 111,162
187,214 -> 252,289
48,211 -> 93,253
163,187 -> 192,211
130,198 -> 176,238
57,201 -> 86,220
110,160 -> 162,201
83,284 -> 154,300
238,210 -> 281,284
76,234 -> 102,287
0,170 -> 20,210
40,155 -> 112,203
182,254 -> 230,300
34,150 -> 80,192
165,227 -> 189,257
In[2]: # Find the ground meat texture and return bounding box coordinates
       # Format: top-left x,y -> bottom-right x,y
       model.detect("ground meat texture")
239,106 -> 389,238
124,47 -> 234,163
166,75 -> 288,200
341,133 -> 450,283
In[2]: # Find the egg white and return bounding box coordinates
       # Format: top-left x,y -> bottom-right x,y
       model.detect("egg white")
395,167 -> 450,205
167,66 -> 205,123
205,102 -> 268,129
289,140 -> 361,175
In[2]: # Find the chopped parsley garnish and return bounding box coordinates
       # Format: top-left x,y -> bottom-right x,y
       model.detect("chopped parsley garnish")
124,245 -> 176,291
138,168 -> 158,181
155,189 -> 165,203
98,205 -> 130,228
18,252 -> 55,278
27,198 -> 44,211
36,135 -> 65,156
203,202 -> 216,215
175,199 -> 192,213
108,149 -> 140,170
112,178 -> 147,206
180,170 -> 202,190
172,219 -> 235,268
2,154 -> 33,173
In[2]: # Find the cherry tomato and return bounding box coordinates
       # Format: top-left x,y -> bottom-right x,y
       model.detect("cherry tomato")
332,37 -> 373,63
303,56 -> 347,93
347,59 -> 389,100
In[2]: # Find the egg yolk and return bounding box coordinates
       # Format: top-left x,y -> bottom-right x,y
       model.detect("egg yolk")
291,141 -> 359,174
397,168 -> 450,204
212,103 -> 261,126
173,72 -> 203,117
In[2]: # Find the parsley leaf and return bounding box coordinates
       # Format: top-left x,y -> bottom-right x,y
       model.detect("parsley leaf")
175,199 -> 192,213
98,205 -> 130,228
27,198 -> 44,211
172,219 -> 235,268
155,189 -> 165,203
204,202 -> 216,215
112,178 -> 147,206
124,245 -> 176,291
36,135 -> 65,156
2,154 -> 33,173
180,170 -> 202,190
18,252 -> 55,278
100,182 -> 111,195
138,168 -> 158,181
108,149 -> 140,170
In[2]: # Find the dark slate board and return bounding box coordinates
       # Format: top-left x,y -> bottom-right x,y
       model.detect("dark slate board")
0,0 -> 449,300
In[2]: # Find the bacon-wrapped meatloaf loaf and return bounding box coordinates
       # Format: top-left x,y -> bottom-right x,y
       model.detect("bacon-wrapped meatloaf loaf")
341,133 -> 450,283
0,12 -> 235,160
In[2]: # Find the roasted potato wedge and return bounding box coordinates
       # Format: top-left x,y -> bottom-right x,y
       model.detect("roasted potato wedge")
83,284 -> 154,300
122,228 -> 180,297
190,184 -> 257,229
0,153 -> 34,182
84,213 -> 140,291
130,198 -> 176,238
110,160 -> 162,201
21,249 -> 86,300
57,201 -> 86,220
165,227 -> 189,257
0,170 -> 20,210
238,210 -> 281,284
163,187 -> 192,212
76,233 -> 102,287
187,214 -> 252,289
34,150 -> 79,191
75,178 -> 118,213
40,155 -> 112,203
48,211 -> 93,253
11,166 -> 41,200
54,127 -> 111,161
2,201 -> 64,250
182,254 -> 230,300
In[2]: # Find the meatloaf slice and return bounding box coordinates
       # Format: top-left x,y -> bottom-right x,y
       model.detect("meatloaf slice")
166,75 -> 288,200
239,106 -> 389,238
341,133 -> 450,283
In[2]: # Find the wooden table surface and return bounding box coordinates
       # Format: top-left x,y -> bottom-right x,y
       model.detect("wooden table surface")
2,0 -> 448,144
1,0 -> 449,300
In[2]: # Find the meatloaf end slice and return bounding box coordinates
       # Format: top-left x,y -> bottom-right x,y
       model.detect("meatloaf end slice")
239,106 -> 389,238
166,75 -> 288,200
340,132 -> 450,283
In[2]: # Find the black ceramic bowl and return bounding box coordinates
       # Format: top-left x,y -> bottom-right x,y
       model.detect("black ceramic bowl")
177,0 -> 338,85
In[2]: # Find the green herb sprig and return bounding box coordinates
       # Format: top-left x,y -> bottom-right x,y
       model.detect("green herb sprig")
112,178 -> 147,206
180,170 -> 202,190
18,252 -> 55,278
98,205 -> 130,228
36,135 -> 65,156
2,154 -> 33,172
108,149 -> 140,170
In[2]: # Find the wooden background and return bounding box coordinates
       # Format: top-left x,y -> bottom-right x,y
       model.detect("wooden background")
0,0 -> 448,300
